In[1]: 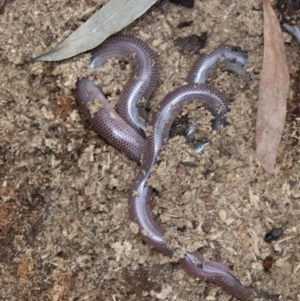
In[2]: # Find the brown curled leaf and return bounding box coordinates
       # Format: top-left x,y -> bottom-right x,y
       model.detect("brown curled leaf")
256,0 -> 290,174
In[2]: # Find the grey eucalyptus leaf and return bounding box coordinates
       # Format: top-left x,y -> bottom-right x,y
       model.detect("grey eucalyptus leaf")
32,0 -> 157,62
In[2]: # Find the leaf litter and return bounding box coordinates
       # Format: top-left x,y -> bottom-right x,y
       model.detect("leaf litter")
256,0 -> 290,174
1,0 -> 300,300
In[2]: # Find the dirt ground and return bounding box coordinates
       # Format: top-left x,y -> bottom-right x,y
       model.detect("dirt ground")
1,0 -> 300,300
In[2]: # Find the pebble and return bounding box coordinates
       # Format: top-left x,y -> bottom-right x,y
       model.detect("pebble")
218,209 -> 227,222
201,221 -> 212,233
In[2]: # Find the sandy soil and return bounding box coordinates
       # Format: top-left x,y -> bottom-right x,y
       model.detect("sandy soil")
1,0 -> 300,300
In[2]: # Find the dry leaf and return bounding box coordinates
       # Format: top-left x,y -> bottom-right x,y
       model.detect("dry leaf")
32,0 -> 157,62
256,0 -> 290,174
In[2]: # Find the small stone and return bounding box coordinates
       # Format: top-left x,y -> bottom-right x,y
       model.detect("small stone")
275,259 -> 288,269
201,221 -> 211,233
226,173 -> 234,183
177,166 -> 187,174
218,209 -> 227,222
